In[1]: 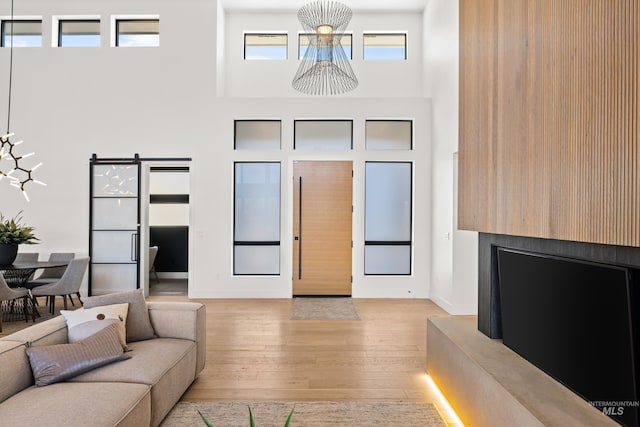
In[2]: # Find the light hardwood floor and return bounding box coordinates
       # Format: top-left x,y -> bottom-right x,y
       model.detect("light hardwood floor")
146,297 -> 450,406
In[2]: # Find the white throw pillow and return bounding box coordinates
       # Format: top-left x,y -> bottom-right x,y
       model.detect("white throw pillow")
61,303 -> 129,349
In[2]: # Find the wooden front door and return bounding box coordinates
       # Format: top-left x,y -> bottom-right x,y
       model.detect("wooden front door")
293,161 -> 352,295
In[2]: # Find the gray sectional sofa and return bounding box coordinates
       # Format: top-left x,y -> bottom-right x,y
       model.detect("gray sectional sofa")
0,300 -> 206,426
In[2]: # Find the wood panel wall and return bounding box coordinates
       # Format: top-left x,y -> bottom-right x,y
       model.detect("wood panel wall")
459,0 -> 640,247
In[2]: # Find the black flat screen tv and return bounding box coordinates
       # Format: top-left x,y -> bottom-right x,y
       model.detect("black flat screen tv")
497,247 -> 638,426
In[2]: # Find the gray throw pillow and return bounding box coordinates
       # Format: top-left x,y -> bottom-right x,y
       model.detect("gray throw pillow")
26,323 -> 128,387
83,289 -> 156,342
67,319 -> 123,347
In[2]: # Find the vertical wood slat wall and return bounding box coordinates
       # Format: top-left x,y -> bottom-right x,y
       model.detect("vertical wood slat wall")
459,0 -> 640,247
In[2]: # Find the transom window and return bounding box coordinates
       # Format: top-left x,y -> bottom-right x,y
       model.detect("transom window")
244,33 -> 287,60
298,33 -> 352,60
365,120 -> 413,150
363,33 -> 407,60
58,20 -> 100,47
1,20 -> 42,47
235,120 -> 281,150
294,120 -> 353,150
116,19 -> 159,47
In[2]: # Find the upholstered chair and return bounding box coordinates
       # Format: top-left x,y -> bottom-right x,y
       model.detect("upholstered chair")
31,257 -> 89,315
0,273 -> 34,332
27,252 -> 75,290
149,246 -> 159,284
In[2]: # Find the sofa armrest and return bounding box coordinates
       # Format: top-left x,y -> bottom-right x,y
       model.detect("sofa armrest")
146,301 -> 206,375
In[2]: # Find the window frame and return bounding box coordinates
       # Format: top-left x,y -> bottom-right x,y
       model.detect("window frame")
364,161 -> 413,276
365,119 -> 414,150
293,119 -> 354,151
1,18 -> 42,48
362,32 -> 408,61
298,32 -> 352,60
112,16 -> 160,47
234,119 -> 282,150
56,18 -> 101,48
243,32 -> 288,60
233,161 -> 282,276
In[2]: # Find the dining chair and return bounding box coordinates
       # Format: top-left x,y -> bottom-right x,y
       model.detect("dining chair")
0,273 -> 35,332
31,257 -> 89,315
149,246 -> 159,284
15,252 -> 39,281
15,253 -> 39,262
28,252 -> 75,289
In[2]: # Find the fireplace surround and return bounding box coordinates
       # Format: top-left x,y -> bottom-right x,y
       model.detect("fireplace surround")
478,233 -> 640,426
478,233 -> 640,338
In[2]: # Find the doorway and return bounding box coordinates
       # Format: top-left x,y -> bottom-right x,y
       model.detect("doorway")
89,155 -> 191,296
146,166 -> 190,296
292,161 -> 353,296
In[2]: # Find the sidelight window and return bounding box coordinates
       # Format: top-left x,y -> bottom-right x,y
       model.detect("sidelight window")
364,162 -> 412,275
234,162 -> 281,275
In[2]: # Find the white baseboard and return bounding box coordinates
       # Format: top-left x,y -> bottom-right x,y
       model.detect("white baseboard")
430,295 -> 477,315
157,272 -> 188,280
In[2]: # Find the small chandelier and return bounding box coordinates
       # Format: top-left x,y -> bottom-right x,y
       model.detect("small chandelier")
292,0 -> 358,96
0,133 -> 44,202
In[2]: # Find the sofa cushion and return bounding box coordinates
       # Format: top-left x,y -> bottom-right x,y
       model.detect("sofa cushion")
26,323 -> 128,386
0,381 -> 151,427
0,341 -> 31,404
83,289 -> 156,342
70,337 -> 197,426
0,315 -> 67,346
61,303 -> 129,349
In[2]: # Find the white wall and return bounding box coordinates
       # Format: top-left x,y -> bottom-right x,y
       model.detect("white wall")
0,0 -> 434,299
0,0 -> 217,263
225,11 -> 424,98
195,97 -> 432,299
423,0 -> 477,314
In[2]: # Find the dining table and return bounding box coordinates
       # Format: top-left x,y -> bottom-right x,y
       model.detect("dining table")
0,261 -> 68,288
1,261 -> 69,322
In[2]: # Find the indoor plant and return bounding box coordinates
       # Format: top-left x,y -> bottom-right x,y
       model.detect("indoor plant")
199,406 -> 294,427
0,211 -> 38,265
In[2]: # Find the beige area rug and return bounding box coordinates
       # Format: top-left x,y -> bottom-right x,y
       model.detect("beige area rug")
161,401 -> 446,427
291,297 -> 360,320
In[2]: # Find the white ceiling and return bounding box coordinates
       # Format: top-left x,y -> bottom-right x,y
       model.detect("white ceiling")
220,0 -> 430,13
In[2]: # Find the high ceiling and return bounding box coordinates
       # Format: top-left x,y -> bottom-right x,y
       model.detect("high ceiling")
220,0 -> 430,13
